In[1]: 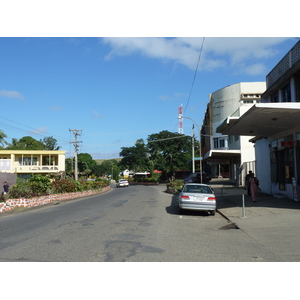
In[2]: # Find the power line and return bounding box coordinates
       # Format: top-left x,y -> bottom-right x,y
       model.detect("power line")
184,37 -> 205,115
147,135 -> 192,143
0,115 -> 70,144
171,37 -> 206,132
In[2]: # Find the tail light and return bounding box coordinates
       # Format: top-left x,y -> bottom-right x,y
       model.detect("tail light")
208,197 -> 216,201
181,195 -> 190,200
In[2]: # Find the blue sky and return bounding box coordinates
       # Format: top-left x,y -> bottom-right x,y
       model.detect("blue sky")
0,37 -> 298,159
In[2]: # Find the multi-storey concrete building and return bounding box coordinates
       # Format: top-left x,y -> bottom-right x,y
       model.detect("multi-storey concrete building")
217,40 -> 300,200
202,82 -> 266,185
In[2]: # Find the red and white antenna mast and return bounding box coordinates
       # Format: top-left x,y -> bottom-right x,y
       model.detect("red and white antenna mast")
178,104 -> 183,134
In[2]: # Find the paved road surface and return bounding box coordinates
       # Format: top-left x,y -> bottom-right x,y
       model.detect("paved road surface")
0,184 -> 282,261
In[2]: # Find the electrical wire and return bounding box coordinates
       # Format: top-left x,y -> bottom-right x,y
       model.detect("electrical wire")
184,37 -> 205,115
171,37 -> 206,132
0,115 -> 70,145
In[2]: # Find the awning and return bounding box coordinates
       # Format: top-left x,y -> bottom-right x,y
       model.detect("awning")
203,149 -> 241,161
217,103 -> 300,137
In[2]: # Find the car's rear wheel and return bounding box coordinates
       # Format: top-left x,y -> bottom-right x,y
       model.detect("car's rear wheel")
210,210 -> 216,216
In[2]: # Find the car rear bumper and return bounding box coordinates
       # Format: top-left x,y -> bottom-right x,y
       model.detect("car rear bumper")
179,201 -> 216,211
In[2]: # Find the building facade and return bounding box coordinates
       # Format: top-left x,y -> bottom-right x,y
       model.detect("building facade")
0,150 -> 66,179
217,40 -> 300,200
202,82 -> 266,184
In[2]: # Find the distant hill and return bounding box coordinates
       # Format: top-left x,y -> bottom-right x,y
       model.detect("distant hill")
95,158 -> 122,164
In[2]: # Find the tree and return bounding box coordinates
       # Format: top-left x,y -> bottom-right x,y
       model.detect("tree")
147,130 -> 195,180
0,129 -> 7,149
77,153 -> 96,173
40,136 -> 61,150
6,136 -> 46,150
119,139 -> 151,172
92,159 -> 120,181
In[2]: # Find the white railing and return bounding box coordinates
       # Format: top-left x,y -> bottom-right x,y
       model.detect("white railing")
14,165 -> 60,172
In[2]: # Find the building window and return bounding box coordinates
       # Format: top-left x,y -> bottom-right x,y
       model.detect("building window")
270,93 -> 278,103
294,71 -> 300,102
219,139 -> 225,148
213,138 -> 218,149
19,157 -> 38,166
281,83 -> 291,102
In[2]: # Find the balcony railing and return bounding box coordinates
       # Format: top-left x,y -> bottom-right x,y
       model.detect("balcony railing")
266,41 -> 300,87
14,165 -> 60,173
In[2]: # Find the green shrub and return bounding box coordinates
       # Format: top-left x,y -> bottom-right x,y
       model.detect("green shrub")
51,179 -> 77,194
131,177 -> 158,183
28,175 -> 51,195
8,179 -> 36,199
168,180 -> 183,190
51,178 -> 110,194
94,178 -> 110,187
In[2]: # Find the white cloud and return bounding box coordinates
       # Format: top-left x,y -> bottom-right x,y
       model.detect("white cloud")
92,110 -> 105,119
101,37 -> 291,75
30,127 -> 48,135
0,90 -> 24,99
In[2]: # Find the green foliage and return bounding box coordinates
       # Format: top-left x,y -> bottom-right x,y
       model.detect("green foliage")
119,139 -> 152,172
51,179 -> 78,193
8,176 -> 52,199
6,136 -> 46,150
94,178 -> 110,187
91,160 -> 120,181
147,130 -> 194,179
131,177 -> 158,183
78,153 -> 96,172
0,129 -> 7,147
8,179 -> 36,199
168,180 -> 184,189
51,178 -> 110,194
40,136 -> 61,150
28,175 -> 51,195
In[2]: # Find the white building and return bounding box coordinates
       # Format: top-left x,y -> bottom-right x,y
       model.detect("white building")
202,82 -> 266,185
218,40 -> 300,200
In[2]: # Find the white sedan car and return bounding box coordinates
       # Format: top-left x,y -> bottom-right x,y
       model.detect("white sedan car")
178,183 -> 216,215
116,179 -> 129,188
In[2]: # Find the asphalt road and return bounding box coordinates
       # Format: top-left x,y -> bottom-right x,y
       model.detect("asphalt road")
0,184 -> 281,261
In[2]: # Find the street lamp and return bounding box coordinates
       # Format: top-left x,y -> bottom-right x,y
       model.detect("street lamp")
178,116 -> 203,183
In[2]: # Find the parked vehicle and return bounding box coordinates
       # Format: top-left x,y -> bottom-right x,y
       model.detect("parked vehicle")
116,179 -> 129,187
177,183 -> 216,215
182,172 -> 211,184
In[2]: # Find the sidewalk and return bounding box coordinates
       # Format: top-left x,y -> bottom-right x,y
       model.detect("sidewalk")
210,178 -> 300,261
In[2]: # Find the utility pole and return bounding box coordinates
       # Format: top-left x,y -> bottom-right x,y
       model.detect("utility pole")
69,129 -> 82,180
192,124 -> 195,173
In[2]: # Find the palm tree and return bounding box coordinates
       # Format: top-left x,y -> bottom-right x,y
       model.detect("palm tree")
0,130 -> 7,148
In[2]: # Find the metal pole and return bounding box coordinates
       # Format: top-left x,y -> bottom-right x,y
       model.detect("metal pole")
242,194 -> 245,217
199,128 -> 202,183
179,116 -> 202,183
192,125 -> 195,173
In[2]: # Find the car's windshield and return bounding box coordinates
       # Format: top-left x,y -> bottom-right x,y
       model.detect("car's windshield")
183,185 -> 212,194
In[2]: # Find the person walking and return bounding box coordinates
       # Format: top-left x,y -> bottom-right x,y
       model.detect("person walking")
249,173 -> 259,203
245,170 -> 252,196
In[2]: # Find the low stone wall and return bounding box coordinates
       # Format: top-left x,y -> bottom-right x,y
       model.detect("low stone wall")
0,186 -> 111,213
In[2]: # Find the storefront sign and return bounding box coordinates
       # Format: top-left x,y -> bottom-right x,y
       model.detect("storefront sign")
281,141 -> 293,147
